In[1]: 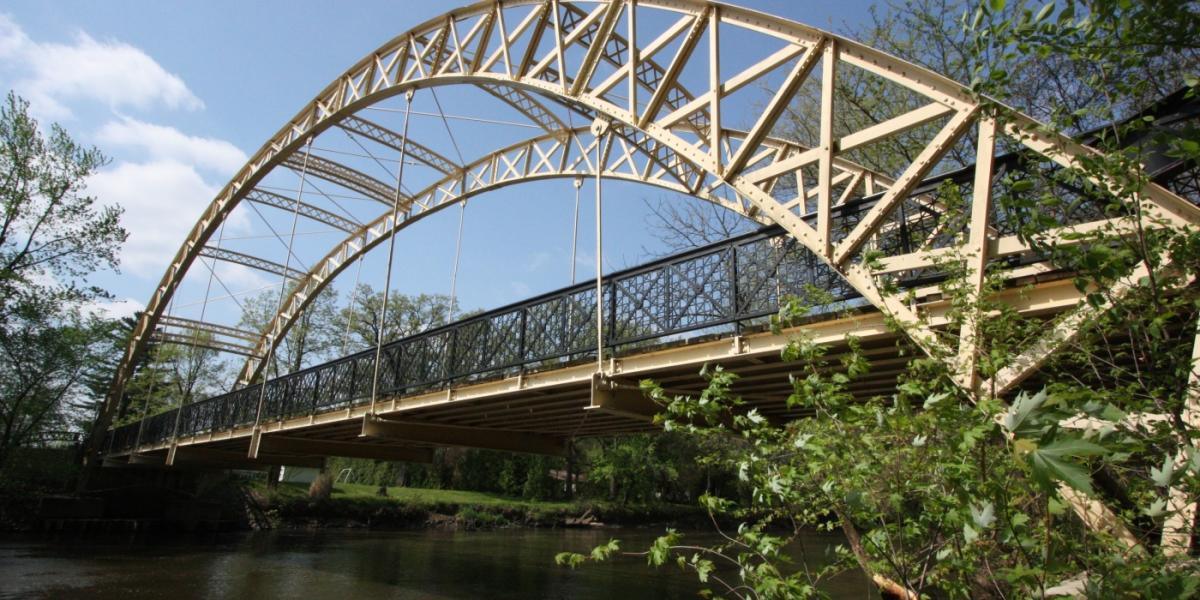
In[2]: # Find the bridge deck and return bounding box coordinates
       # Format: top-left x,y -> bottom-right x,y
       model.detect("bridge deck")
106,277 -> 1079,468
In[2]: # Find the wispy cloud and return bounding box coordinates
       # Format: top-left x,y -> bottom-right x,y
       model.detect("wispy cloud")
0,13 -> 202,120
86,160 -> 250,277
96,116 -> 246,175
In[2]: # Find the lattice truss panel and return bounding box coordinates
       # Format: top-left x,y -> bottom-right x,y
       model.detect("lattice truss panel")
99,0 -> 1200,548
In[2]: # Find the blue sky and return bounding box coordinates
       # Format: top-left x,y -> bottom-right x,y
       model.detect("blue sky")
0,0 -> 881,349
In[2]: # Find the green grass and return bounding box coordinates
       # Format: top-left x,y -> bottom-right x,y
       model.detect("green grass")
254,480 -> 706,530
327,482 -> 573,510
265,481 -> 572,510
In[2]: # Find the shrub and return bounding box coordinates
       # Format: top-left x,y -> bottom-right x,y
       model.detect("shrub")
308,473 -> 333,500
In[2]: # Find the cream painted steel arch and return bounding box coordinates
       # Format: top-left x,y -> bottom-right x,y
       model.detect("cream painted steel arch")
99,2 -> 1200,532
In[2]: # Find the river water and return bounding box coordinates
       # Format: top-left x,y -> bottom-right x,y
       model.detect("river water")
0,528 -> 876,599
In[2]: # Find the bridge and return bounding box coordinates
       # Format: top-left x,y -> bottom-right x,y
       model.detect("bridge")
88,0 -> 1199,553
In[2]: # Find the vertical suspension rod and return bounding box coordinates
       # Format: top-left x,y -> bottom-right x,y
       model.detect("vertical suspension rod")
340,256 -> 366,356
447,199 -> 467,321
570,176 -> 583,284
252,137 -> 313,436
593,121 -> 609,373
370,90 -> 416,414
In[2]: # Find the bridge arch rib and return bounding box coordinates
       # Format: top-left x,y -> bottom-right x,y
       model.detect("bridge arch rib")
100,0 -> 1199,481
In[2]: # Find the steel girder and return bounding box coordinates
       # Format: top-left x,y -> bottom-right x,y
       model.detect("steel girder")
337,115 -> 459,176
96,0 -> 1200,546
244,188 -> 360,233
157,315 -> 259,343
197,246 -> 305,281
149,332 -> 258,358
282,153 -> 398,205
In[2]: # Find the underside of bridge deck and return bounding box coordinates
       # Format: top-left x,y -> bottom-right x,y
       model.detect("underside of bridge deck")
105,274 -> 1083,467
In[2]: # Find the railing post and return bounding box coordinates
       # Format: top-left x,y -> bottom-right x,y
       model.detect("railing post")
607,277 -> 617,349
445,329 -> 457,384
730,243 -> 741,334
310,369 -> 321,416
665,261 -> 673,333
519,307 -> 528,364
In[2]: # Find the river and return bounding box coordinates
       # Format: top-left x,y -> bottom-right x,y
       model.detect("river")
0,528 -> 876,599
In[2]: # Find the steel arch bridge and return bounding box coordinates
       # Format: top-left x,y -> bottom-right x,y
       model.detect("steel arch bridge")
92,1 -> 1199,554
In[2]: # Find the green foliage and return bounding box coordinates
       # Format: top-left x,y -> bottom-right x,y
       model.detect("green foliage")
0,92 -> 126,470
334,284 -> 456,349
240,285 -> 340,374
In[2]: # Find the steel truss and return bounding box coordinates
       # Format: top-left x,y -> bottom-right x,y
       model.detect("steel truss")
96,0 -> 1200,553
197,246 -> 305,281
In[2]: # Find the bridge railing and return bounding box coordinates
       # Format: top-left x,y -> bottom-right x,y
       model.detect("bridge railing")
159,224 -> 866,446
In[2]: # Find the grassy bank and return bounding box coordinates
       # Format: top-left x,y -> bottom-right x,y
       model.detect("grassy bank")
254,481 -> 705,530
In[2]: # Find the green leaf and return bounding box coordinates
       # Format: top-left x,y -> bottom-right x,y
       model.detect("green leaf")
1150,454 -> 1175,488
1003,388 -> 1047,434
590,539 -> 620,562
971,501 -> 996,529
1031,450 -> 1094,495
555,552 -> 587,568
988,0 -> 1006,12
963,522 -> 979,544
1038,437 -> 1108,459
1144,498 -> 1168,518
1034,3 -> 1053,22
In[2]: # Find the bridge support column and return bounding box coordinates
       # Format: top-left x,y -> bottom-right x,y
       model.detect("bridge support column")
589,373 -> 657,421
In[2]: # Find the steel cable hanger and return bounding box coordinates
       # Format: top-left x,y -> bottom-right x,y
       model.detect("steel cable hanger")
429,87 -> 469,324
447,200 -> 467,322
592,119 -> 611,374
251,136 -> 314,451
340,255 -> 366,356
369,89 -> 416,415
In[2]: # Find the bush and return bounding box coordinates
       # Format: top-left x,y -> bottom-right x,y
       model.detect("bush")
308,473 -> 332,500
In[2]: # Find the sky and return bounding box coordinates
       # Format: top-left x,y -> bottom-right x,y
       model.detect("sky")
0,0 -> 881,365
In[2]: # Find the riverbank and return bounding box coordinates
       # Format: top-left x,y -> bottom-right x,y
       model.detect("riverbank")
256,482 -> 708,530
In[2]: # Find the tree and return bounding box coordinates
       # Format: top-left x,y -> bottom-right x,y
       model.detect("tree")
0,302 -> 115,468
0,92 -> 126,469
0,93 -> 125,315
116,329 -> 227,425
333,284 -> 455,350
776,0 -> 1199,178
240,286 -> 340,374
642,195 -> 756,256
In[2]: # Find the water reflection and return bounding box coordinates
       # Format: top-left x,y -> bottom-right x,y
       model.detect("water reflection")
0,528 -> 876,599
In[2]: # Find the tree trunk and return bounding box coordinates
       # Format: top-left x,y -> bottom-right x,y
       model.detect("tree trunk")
835,509 -> 919,600
565,440 -> 576,500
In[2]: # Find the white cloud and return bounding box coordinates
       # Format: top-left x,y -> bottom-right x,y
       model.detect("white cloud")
0,13 -> 202,119
87,159 -> 250,277
96,117 -> 247,174
84,297 -> 143,320
212,262 -> 272,293
524,250 -> 552,273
